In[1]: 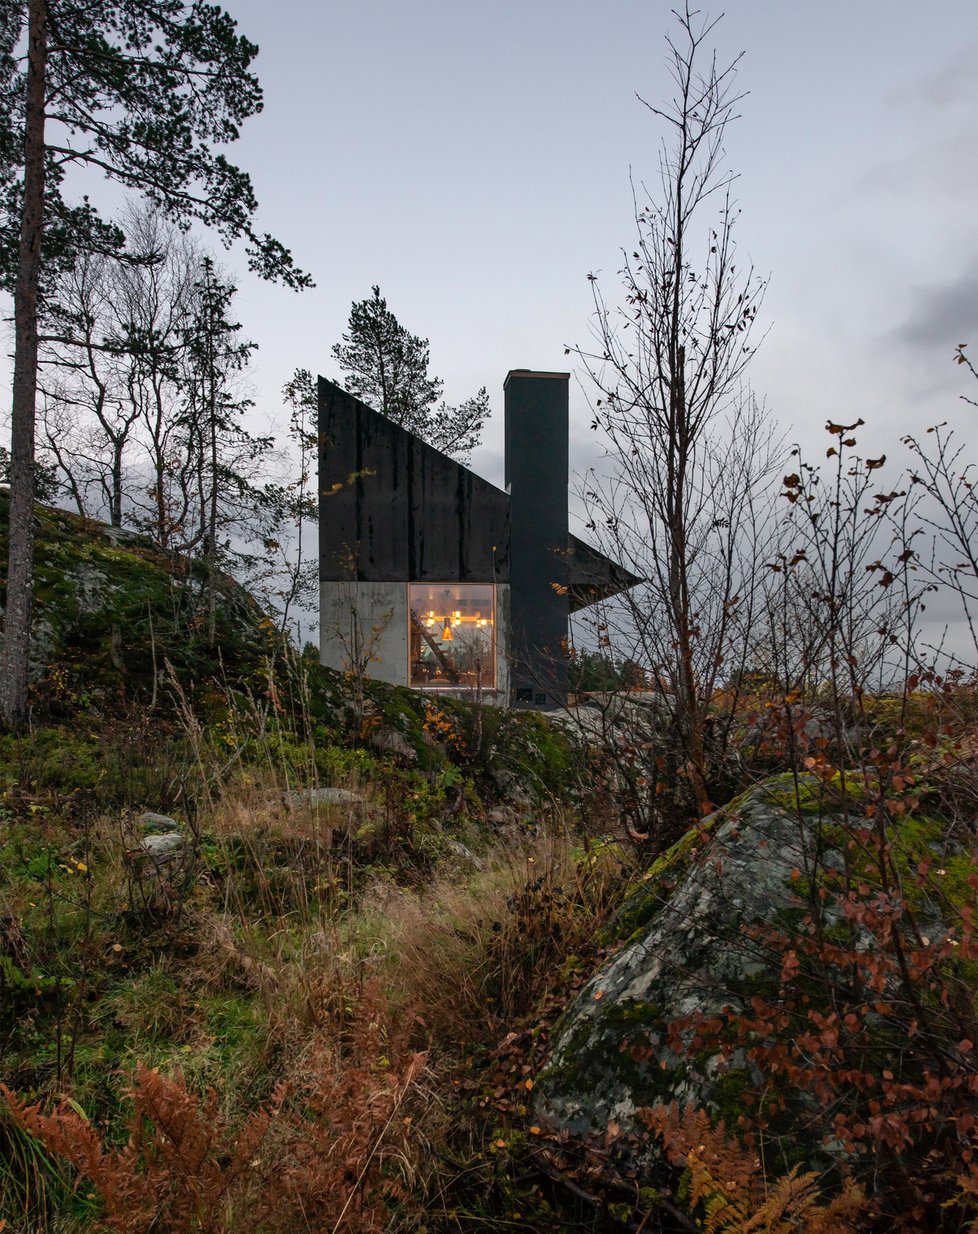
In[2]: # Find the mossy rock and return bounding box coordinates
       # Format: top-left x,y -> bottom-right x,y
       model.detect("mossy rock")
535,774 -> 975,1178
300,660 -> 584,801
0,489 -> 280,713
1,490 -> 599,818
600,815 -> 718,946
537,779 -> 821,1138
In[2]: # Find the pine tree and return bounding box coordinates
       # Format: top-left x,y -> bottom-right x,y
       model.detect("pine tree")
0,0 -> 310,729
331,285 -> 487,460
180,257 -> 279,645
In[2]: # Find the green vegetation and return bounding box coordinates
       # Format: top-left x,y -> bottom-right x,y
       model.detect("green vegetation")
0,491 -> 620,1234
0,491 -> 279,714
3,494 -> 978,1234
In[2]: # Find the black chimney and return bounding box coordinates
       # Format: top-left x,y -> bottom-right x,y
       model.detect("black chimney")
504,369 -> 570,708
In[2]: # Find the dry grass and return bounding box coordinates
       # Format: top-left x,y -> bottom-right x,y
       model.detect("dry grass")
0,685 -> 634,1233
351,829 -> 629,1045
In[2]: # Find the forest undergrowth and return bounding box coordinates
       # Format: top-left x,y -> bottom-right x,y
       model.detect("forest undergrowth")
3,654 -> 978,1233
6,398 -> 978,1231
0,656 -> 637,1234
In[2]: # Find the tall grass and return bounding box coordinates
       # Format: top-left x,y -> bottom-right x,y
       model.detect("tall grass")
0,654 -> 633,1231
0,1102 -> 77,1232
354,831 -> 627,1045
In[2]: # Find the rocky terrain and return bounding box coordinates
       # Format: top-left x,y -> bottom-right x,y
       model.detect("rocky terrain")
2,497 -> 977,1234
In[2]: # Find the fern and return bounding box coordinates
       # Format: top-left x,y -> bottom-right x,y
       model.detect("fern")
641,1103 -> 865,1234
1,981 -> 427,1234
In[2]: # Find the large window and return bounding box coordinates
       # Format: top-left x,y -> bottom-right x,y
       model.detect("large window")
408,583 -> 495,690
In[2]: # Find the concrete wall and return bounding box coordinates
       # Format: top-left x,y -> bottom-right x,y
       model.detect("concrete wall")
493,583 -> 511,703
320,580 -> 409,687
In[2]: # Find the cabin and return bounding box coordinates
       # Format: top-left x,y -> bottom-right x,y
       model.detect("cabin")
318,369 -> 637,709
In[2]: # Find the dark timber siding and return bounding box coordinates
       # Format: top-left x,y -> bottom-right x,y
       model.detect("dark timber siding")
318,378 -> 509,584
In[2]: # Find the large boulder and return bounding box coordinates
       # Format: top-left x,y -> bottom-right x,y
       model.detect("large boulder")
535,774 -> 967,1172
0,488 -> 279,708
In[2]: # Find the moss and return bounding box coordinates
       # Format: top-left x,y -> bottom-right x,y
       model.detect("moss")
891,813 -> 973,910
736,769 -> 869,820
3,493 -> 587,807
0,718 -> 190,809
306,663 -> 584,802
710,1066 -> 753,1126
504,711 -> 575,788
541,997 -> 671,1117
601,815 -> 718,946
0,490 -> 280,716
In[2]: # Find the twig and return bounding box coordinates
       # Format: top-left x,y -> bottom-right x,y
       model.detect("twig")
531,1150 -> 698,1233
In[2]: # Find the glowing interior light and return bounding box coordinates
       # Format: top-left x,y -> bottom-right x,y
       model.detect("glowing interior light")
441,620 -> 453,642
425,610 -> 435,628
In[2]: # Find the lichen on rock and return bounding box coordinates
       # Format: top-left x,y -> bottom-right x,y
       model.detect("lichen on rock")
537,780 -> 822,1139
534,773 -> 970,1176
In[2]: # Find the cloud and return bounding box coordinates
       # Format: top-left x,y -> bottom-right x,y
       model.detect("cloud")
890,258 -> 978,351
890,41 -> 978,111
847,42 -> 978,209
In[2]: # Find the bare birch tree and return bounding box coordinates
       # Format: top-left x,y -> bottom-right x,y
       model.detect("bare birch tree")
572,4 -> 777,817
36,208 -> 290,645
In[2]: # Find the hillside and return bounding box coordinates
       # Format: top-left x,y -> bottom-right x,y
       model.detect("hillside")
1,496 -> 978,1234
0,489 -> 280,714
0,496 -> 617,1234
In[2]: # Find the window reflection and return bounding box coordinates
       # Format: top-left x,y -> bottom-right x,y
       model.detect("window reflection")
409,583 -> 495,689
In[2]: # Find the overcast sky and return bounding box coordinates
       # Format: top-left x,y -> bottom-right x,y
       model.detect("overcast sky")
197,0 -> 978,492
3,0 -> 976,651
3,1 -> 975,485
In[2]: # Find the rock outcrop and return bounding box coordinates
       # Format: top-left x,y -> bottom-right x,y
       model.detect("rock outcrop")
535,774 -> 967,1173
0,488 -> 278,706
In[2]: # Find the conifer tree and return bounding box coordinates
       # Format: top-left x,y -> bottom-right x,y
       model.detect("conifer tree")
0,0 -> 310,729
331,285 -> 487,460
180,256 -> 273,645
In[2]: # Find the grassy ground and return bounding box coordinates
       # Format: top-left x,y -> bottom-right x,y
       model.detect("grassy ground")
0,665 -> 636,1234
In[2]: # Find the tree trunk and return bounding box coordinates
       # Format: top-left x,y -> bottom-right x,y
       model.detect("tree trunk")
111,448 -> 123,527
1,0 -> 47,730
206,406 -> 218,646
205,281 -> 219,648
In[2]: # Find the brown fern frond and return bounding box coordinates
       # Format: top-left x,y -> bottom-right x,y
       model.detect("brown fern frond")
1,982 -> 428,1234
1,1083 -> 158,1231
641,1102 -> 865,1234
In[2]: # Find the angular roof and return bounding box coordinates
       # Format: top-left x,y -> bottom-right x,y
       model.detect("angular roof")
318,376 -> 637,609
566,534 -> 642,612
